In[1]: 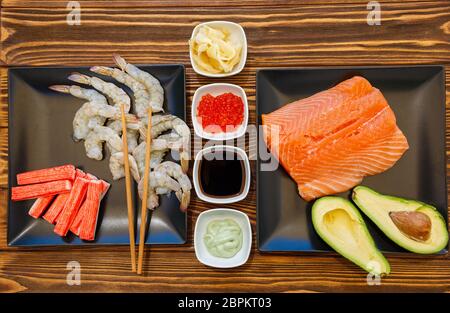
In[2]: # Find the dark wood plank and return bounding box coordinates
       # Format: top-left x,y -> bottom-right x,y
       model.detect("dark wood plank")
1,186 -> 446,293
1,0 -> 434,8
0,68 -> 7,189
0,189 -> 7,249
0,128 -> 7,189
0,68 -> 7,129
1,3 -> 449,66
0,252 -> 447,292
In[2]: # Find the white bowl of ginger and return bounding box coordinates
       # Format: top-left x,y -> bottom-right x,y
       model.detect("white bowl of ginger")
189,21 -> 247,78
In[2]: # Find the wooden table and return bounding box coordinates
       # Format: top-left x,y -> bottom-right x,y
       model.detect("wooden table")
0,0 -> 449,293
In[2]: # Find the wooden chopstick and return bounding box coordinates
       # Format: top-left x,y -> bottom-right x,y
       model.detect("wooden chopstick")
137,108 -> 152,275
120,103 -> 137,272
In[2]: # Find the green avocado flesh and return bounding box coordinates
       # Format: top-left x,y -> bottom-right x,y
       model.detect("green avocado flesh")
352,186 -> 449,254
312,197 -> 390,275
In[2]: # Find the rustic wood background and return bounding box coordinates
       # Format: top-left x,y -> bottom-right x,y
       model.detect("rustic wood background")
0,0 -> 449,293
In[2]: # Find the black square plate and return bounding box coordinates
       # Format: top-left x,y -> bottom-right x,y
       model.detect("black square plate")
257,66 -> 447,253
8,65 -> 186,246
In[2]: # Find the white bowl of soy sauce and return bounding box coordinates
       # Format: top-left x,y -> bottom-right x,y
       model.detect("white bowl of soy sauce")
193,145 -> 250,204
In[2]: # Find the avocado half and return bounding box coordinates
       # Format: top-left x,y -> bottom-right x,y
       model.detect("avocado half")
352,186 -> 449,254
312,196 -> 390,275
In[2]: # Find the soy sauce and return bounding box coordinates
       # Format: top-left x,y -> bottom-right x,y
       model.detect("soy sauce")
199,150 -> 244,197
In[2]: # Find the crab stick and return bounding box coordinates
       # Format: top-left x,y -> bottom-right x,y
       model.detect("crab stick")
75,168 -> 87,178
17,165 -> 76,185
43,193 -> 69,224
42,169 -> 87,224
86,173 -> 97,180
78,181 -> 106,240
28,195 -> 55,219
11,180 -> 72,201
70,200 -> 88,236
54,177 -> 89,236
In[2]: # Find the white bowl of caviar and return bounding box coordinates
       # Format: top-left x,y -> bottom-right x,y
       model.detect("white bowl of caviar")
191,83 -> 248,141
189,21 -> 247,77
194,208 -> 252,268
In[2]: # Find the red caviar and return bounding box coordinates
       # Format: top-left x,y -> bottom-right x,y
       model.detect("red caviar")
197,92 -> 244,133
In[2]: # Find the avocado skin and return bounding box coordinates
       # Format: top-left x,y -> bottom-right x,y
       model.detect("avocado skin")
352,186 -> 449,254
312,196 -> 390,275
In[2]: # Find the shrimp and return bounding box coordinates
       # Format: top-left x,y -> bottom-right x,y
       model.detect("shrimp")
157,131 -> 182,145
131,114 -> 177,139
113,54 -> 164,113
72,103 -> 104,141
137,170 -> 182,211
90,66 -> 163,116
68,73 -> 131,112
49,84 -> 108,105
50,84 -> 136,122
154,161 -> 191,211
137,178 -> 160,211
106,120 -> 139,153
140,114 -> 190,172
132,141 -> 167,177
138,161 -> 191,211
109,152 -> 140,182
84,126 -> 123,160
140,114 -> 189,143
50,85 -> 108,140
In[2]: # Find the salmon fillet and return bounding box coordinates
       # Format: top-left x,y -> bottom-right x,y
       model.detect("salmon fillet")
262,76 -> 409,201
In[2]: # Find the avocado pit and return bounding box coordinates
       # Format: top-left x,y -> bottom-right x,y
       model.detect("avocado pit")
389,210 -> 431,242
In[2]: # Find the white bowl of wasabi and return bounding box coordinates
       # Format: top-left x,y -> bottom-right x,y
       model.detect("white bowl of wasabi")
194,208 -> 252,268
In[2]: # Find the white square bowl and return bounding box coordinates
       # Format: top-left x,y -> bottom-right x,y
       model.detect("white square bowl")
194,208 -> 252,268
193,145 -> 251,204
191,83 -> 248,141
189,21 -> 247,78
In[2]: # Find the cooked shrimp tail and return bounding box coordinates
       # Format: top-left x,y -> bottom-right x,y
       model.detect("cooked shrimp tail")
180,151 -> 189,173
68,72 -> 91,84
89,66 -> 110,75
179,191 -> 190,212
113,54 -> 164,114
113,54 -> 127,71
49,85 -> 71,93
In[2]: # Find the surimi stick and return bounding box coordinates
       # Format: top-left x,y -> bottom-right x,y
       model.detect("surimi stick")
99,180 -> 110,197
70,179 -> 109,236
42,169 -> 87,224
76,169 -> 87,178
11,180 -> 72,201
14,164 -> 111,239
28,195 -> 55,219
54,177 -> 89,236
69,175 -> 105,235
17,165 -> 76,185
43,193 -> 69,224
70,201 -> 89,236
86,173 -> 97,180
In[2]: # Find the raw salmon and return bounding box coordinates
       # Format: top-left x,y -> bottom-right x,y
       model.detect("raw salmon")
262,76 -> 409,201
